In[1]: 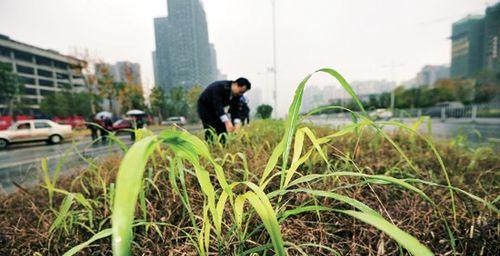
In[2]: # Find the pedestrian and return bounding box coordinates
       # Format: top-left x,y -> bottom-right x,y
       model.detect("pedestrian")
197,78 -> 251,144
130,115 -> 145,141
86,114 -> 98,142
229,96 -> 250,125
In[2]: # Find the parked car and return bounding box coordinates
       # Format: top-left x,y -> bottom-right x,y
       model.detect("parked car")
161,116 -> 187,126
369,108 -> 393,120
0,119 -> 72,149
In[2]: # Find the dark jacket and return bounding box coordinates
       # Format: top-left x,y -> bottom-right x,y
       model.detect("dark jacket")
198,80 -> 242,120
229,96 -> 250,124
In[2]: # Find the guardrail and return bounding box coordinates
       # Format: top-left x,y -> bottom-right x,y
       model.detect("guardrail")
394,103 -> 500,120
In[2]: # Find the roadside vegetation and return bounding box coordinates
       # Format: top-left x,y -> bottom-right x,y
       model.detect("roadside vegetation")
1,69 -> 498,255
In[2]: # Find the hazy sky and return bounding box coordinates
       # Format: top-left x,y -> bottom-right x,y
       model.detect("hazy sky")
0,0 -> 497,115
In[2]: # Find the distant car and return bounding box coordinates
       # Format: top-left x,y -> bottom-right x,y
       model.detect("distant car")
112,119 -> 132,132
0,119 -> 72,149
161,116 -> 187,126
369,108 -> 393,120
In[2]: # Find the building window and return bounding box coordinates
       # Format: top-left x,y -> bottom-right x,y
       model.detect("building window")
19,76 -> 36,85
16,64 -> 35,75
0,46 -> 11,58
38,69 -> 53,78
58,82 -> 70,89
14,50 -> 32,62
40,89 -> 55,96
35,56 -> 52,66
56,72 -> 69,79
0,61 -> 13,71
38,79 -> 54,86
24,87 -> 38,96
54,61 -> 68,70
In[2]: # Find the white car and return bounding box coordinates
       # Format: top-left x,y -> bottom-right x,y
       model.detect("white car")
370,109 -> 393,121
0,119 -> 72,149
161,116 -> 187,126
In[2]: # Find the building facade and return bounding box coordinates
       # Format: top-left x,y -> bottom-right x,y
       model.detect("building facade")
450,15 -> 485,78
450,2 -> 500,78
153,0 -> 217,91
415,65 -> 450,87
94,61 -> 143,113
483,3 -> 500,72
113,61 -> 142,85
0,34 -> 86,115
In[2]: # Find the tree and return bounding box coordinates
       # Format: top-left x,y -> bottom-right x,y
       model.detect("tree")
96,63 -> 119,113
165,86 -> 189,117
473,71 -> 500,103
150,86 -> 166,121
256,104 -> 273,119
119,83 -> 145,111
0,62 -> 24,116
186,85 -> 203,122
40,91 -> 93,117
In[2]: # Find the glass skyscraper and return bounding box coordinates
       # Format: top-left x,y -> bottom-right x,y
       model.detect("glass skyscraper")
153,0 -> 217,91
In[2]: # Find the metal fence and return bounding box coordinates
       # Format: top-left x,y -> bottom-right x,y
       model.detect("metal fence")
394,103 -> 500,120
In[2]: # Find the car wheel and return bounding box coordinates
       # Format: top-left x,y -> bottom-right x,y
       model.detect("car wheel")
49,135 -> 62,145
0,139 -> 8,149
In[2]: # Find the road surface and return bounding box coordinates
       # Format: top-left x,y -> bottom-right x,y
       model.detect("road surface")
0,125 -> 201,194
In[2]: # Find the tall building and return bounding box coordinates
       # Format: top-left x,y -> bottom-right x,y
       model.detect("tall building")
450,3 -> 500,78
94,61 -> 142,113
0,34 -> 86,115
113,61 -> 142,85
450,15 -> 485,78
415,65 -> 450,87
483,3 -> 500,72
153,0 -> 217,91
95,61 -> 142,85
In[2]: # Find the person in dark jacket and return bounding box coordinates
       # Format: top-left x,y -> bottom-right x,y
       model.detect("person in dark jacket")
229,96 -> 250,125
197,78 -> 251,143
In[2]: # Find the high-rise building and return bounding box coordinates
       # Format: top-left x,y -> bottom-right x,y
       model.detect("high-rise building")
113,61 -> 142,85
95,61 -> 142,86
94,61 -> 142,113
0,34 -> 86,115
153,0 -> 217,91
450,3 -> 500,78
450,15 -> 485,78
415,65 -> 450,87
483,3 -> 500,72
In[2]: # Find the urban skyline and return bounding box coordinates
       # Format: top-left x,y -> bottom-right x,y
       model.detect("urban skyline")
1,0 -> 498,116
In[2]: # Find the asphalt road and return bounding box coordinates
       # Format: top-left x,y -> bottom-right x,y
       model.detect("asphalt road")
306,116 -> 500,144
0,125 -> 202,194
0,135 -> 133,194
2,119 -> 498,194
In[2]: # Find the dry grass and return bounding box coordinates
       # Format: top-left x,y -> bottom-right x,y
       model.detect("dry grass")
0,119 -> 498,255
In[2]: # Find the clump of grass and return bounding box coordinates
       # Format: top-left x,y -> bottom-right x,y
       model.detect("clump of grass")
1,68 -> 498,256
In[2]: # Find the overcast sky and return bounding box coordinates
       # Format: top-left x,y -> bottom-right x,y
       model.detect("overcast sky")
0,0 -> 497,115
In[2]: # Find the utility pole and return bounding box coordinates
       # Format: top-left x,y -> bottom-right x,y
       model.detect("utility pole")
271,0 -> 278,118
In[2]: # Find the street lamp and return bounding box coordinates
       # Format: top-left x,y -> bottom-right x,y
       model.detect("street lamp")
271,0 -> 278,118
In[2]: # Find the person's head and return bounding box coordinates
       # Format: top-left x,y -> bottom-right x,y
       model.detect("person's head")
231,77 -> 251,97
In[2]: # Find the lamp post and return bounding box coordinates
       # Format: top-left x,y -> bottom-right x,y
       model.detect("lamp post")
271,0 -> 278,118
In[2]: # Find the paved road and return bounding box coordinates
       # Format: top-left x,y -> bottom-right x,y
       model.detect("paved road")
306,116 -> 500,145
0,125 -> 202,194
0,136 -> 133,194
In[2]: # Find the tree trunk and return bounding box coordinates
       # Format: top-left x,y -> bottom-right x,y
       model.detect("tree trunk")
108,96 -> 113,113
7,99 -> 14,117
